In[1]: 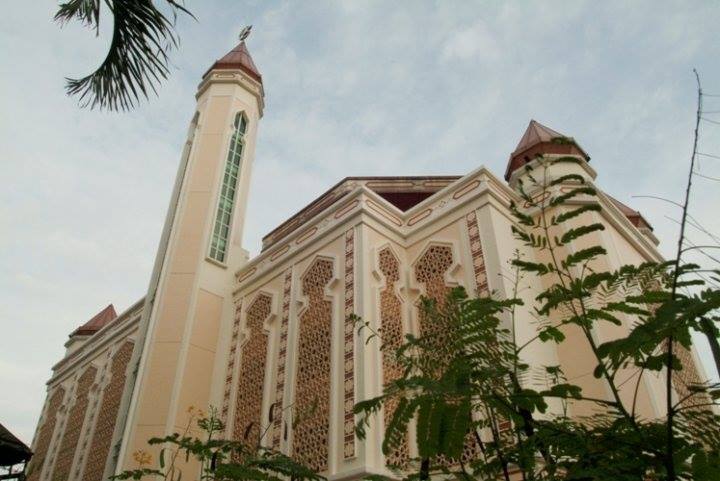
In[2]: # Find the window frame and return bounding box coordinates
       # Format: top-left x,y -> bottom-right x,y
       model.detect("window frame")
208,111 -> 248,264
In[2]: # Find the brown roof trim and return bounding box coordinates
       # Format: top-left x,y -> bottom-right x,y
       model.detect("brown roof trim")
70,304 -> 117,337
261,175 -> 461,251
203,41 -> 262,83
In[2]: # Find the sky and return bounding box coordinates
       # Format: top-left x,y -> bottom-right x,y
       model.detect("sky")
1,1 -> 720,444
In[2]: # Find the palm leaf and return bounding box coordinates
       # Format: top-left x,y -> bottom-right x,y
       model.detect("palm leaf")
55,0 -> 194,111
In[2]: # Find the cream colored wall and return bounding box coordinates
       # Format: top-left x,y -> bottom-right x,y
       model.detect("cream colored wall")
478,200 -> 566,416
506,156 -> 676,421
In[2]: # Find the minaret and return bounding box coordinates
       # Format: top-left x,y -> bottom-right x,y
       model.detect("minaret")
112,33 -> 264,476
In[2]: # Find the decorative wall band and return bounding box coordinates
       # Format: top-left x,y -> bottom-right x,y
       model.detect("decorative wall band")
407,208 -> 432,226
295,226 -> 318,245
237,267 -> 257,282
366,200 -> 402,226
365,181 -> 414,190
465,211 -> 490,296
272,269 -> 293,450
334,199 -> 360,219
270,245 -> 290,261
222,298 -> 244,423
453,179 -> 481,200
343,229 -> 356,459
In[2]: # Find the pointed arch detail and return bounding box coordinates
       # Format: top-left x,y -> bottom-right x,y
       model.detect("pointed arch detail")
232,292 -> 273,446
377,245 -> 410,466
292,257 -> 335,472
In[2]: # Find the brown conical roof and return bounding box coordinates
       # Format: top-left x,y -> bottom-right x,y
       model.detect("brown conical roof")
511,120 -> 565,155
205,41 -> 262,83
70,304 -> 117,337
505,120 -> 589,181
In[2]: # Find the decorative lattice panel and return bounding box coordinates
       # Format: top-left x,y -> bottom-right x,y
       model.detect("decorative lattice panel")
669,343 -> 712,409
272,269 -> 293,450
222,298 -> 243,424
52,366 -> 97,481
414,244 -> 454,335
414,244 -> 479,465
647,285 -> 709,410
378,247 -> 409,466
27,387 -> 65,481
465,212 -> 489,296
293,258 -> 334,472
83,341 -> 134,481
232,293 -> 272,446
343,229 -> 356,458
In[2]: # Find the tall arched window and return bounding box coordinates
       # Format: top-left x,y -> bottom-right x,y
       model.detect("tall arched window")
209,112 -> 248,263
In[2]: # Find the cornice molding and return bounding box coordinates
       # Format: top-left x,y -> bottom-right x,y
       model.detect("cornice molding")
196,69 -> 265,116
233,162 -> 666,295
233,167 -> 517,293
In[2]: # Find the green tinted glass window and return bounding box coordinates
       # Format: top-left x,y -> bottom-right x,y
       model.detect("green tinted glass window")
209,112 -> 247,263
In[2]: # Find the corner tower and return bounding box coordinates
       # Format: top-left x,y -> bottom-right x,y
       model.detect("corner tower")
112,36 -> 264,477
504,119 -> 590,184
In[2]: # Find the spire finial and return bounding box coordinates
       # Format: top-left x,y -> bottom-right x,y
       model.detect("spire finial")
239,25 -> 252,42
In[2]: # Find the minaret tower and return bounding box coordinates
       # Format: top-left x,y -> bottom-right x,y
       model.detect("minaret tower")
111,31 -> 264,476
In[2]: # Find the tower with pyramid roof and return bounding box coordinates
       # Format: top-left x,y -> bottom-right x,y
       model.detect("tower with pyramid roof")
109,36 -> 266,477
504,119 -> 590,181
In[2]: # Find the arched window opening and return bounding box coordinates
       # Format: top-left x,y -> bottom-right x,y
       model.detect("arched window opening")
209,112 -> 248,263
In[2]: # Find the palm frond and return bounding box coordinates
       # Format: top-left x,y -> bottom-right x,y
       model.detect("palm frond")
55,0 -> 194,111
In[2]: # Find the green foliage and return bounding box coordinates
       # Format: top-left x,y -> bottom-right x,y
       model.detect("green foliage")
112,407 -> 323,481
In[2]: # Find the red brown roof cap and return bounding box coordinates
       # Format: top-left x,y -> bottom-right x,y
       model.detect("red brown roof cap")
505,120 -> 589,181
70,304 -> 117,337
204,41 -> 262,83
606,194 -> 653,231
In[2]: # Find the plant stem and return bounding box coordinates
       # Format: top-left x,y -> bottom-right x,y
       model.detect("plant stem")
664,68 -> 703,481
699,317 -> 720,378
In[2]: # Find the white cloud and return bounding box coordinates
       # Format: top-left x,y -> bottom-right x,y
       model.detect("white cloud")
441,20 -> 499,62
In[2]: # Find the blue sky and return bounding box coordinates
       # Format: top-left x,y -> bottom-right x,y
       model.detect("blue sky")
1,1 -> 719,443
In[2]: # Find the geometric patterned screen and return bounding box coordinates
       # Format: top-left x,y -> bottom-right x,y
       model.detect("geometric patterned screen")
292,258 -> 334,472
52,366 -> 97,481
27,387 -> 65,481
378,247 -> 409,466
83,341 -> 134,481
232,293 -> 272,446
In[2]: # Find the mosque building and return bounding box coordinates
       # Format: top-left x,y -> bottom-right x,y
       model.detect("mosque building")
27,37 -> 708,481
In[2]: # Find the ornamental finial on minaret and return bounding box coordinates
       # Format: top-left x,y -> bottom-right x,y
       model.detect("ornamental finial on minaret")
202,26 -> 262,85
239,25 -> 252,42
